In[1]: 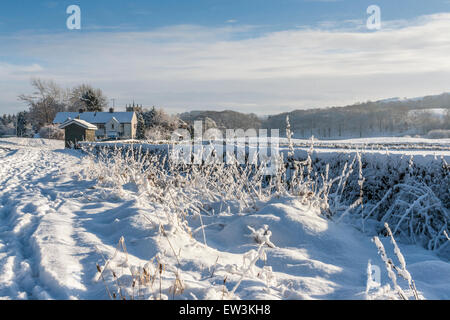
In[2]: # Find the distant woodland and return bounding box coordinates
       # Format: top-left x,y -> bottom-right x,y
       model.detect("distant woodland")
2,79 -> 450,140
180,93 -> 450,139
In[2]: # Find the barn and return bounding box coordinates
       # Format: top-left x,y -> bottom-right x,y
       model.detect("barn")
59,118 -> 98,148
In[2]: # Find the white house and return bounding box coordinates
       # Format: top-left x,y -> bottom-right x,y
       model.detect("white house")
53,110 -> 137,139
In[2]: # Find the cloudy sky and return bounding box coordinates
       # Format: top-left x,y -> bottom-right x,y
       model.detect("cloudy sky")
1,0 -> 450,114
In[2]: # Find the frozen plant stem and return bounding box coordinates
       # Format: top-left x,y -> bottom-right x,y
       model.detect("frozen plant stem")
384,223 -> 420,300
229,241 -> 266,297
373,223 -> 420,300
373,236 -> 408,300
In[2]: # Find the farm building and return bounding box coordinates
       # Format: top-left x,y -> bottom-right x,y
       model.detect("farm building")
53,110 -> 137,140
59,118 -> 98,148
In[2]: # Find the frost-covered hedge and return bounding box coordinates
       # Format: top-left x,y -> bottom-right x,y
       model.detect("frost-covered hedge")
296,151 -> 449,253
81,141 -> 449,255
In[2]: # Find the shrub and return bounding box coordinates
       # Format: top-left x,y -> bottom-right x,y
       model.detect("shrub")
38,124 -> 65,140
0,122 -> 16,136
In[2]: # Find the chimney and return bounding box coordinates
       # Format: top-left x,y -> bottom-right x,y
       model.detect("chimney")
109,108 -> 114,113
79,108 -> 84,113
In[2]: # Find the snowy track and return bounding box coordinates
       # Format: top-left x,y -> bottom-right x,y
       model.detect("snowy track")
0,138 -> 177,299
0,139 -> 86,298
0,138 -> 449,300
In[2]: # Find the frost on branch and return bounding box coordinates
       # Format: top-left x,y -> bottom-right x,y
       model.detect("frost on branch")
247,225 -> 276,248
372,224 -> 420,300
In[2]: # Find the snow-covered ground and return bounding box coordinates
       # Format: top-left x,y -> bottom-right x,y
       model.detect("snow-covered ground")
284,137 -> 450,155
88,136 -> 450,156
0,137 -> 449,300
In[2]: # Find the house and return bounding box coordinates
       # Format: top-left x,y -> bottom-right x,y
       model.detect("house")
59,118 -> 98,148
53,109 -> 137,139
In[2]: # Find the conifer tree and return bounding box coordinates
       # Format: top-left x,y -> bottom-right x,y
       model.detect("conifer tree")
136,112 -> 146,140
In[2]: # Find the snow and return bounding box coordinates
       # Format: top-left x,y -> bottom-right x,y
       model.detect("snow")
0,137 -> 449,300
53,112 -> 135,124
59,118 -> 98,130
293,136 -> 450,145
83,136 -> 450,160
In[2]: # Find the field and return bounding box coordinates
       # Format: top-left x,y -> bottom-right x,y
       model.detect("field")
0,137 -> 449,300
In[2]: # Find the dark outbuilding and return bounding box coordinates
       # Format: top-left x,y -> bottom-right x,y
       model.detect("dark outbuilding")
59,118 -> 98,148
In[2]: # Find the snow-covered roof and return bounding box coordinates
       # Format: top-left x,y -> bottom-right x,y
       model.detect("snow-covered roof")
59,118 -> 98,130
53,112 -> 135,124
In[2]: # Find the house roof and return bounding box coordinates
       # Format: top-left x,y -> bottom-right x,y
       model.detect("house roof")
59,118 -> 98,130
53,112 -> 135,124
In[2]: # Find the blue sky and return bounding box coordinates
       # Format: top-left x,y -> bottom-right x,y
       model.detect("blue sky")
1,0 -> 450,114
1,0 -> 448,33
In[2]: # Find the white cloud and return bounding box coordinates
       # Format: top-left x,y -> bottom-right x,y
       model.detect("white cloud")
0,63 -> 44,77
1,13 -> 450,114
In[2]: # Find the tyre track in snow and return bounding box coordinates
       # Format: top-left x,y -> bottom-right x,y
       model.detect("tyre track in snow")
0,138 -> 126,299
0,139 -> 86,299
0,146 -> 46,298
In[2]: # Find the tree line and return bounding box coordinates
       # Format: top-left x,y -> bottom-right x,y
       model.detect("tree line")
1,79 -> 110,138
179,94 -> 450,139
1,78 -> 185,140
263,95 -> 450,139
125,103 -> 185,141
2,78 -> 449,140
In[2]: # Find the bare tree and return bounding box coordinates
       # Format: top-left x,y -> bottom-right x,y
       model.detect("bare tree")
144,108 -> 183,141
152,108 -> 180,131
18,78 -> 68,129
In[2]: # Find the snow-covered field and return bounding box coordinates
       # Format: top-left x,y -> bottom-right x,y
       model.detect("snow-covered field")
0,137 -> 449,300
88,136 -> 450,157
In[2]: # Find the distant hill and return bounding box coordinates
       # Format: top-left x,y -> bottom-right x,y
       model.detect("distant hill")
263,93 -> 450,138
178,93 -> 450,139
